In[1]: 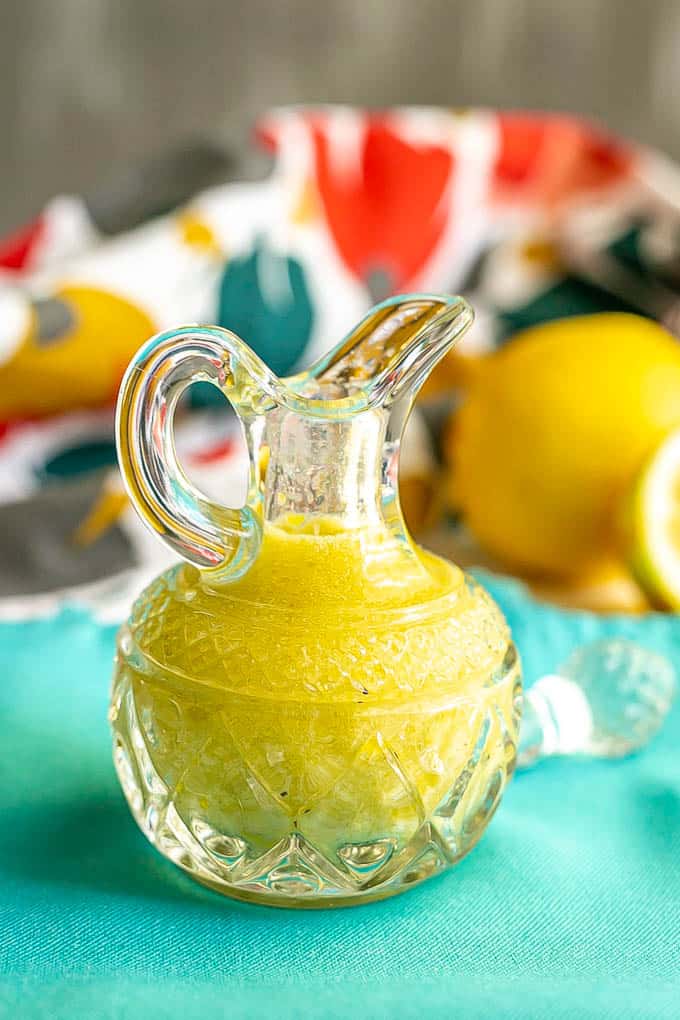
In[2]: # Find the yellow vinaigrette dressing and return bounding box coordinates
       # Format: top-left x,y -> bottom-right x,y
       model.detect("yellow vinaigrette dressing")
111,297 -> 521,906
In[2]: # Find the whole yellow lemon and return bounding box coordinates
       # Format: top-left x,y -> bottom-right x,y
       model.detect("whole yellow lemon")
449,313 -> 680,577
0,286 -> 155,420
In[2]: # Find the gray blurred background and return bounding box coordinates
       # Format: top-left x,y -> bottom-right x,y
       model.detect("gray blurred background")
1,0 -> 679,232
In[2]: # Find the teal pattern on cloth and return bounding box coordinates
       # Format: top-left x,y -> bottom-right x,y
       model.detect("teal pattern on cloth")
217,240 -> 314,377
1,574 -> 680,1020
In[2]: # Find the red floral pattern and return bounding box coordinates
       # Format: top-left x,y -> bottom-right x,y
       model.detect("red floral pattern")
309,119 -> 454,290
257,108 -> 636,295
493,112 -> 634,207
0,214 -> 45,271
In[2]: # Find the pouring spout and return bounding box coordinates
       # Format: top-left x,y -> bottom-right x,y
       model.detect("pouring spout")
266,295 -> 473,550
287,294 -> 474,417
365,295 -> 474,412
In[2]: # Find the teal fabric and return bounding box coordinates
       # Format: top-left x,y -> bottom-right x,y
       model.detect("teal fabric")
1,579 -> 680,1020
217,240 -> 314,377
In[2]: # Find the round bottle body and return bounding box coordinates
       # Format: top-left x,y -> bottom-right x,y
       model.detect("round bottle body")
110,526 -> 521,907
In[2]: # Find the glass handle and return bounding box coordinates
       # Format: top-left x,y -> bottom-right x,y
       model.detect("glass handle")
116,325 -> 277,580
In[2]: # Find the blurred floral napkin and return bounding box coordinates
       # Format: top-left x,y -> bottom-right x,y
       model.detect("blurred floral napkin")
1,105 -> 679,621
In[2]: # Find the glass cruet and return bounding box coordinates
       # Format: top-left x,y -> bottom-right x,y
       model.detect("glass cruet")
110,294 -> 521,908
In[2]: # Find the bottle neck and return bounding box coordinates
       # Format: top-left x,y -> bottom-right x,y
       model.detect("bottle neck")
263,406 -> 390,529
259,404 -> 436,597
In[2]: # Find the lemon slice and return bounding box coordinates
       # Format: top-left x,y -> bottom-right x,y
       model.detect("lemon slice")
626,428 -> 680,610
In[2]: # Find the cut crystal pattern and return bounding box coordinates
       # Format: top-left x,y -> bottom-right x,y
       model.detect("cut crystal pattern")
110,628 -> 520,907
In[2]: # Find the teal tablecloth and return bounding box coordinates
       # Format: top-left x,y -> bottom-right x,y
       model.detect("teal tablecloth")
2,577 -> 680,1020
